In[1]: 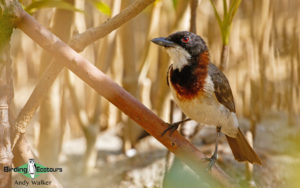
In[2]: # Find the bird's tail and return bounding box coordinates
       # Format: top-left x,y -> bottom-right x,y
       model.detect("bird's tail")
225,128 -> 262,165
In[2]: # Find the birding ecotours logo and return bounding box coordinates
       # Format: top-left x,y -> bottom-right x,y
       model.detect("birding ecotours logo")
28,159 -> 36,178
3,158 -> 63,179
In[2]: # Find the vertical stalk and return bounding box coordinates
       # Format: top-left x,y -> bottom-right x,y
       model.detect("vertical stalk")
0,2 -> 15,185
38,0 -> 74,166
120,0 -> 144,154
0,72 -> 13,188
189,0 -> 198,33
219,44 -> 229,71
209,0 -> 241,71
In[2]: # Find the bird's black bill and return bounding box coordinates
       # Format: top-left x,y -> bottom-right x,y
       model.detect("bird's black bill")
151,37 -> 176,47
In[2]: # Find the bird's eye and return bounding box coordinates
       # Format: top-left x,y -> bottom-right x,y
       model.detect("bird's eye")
181,36 -> 190,43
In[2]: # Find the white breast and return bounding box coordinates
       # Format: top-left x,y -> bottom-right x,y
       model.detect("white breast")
166,46 -> 191,71
169,74 -> 239,137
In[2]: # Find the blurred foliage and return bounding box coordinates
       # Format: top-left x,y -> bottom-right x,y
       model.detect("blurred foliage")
0,9 -> 13,52
209,0 -> 241,44
24,0 -> 83,14
87,0 -> 111,16
22,0 -> 111,15
288,164 -> 300,188
163,158 -> 221,188
172,0 -> 178,8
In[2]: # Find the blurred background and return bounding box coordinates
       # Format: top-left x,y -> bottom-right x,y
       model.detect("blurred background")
10,0 -> 300,187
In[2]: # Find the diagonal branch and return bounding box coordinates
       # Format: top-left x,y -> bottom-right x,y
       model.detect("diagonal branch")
12,0 -> 155,148
15,9 -> 235,187
70,0 -> 155,52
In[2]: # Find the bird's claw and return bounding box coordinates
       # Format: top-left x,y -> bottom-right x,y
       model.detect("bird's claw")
161,118 -> 191,136
204,153 -> 218,170
161,122 -> 180,136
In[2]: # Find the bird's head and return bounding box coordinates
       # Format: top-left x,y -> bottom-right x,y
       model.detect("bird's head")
28,159 -> 35,164
151,31 -> 208,71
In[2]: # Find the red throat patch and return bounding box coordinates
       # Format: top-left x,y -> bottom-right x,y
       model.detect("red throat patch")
169,50 -> 209,100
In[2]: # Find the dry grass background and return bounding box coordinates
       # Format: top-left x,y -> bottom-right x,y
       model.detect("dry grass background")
9,0 -> 300,187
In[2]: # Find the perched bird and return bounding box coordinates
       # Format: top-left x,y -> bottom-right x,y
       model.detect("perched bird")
151,31 -> 262,165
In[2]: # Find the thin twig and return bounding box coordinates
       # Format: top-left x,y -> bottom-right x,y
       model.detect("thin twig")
12,63 -> 63,148
70,0 -> 155,52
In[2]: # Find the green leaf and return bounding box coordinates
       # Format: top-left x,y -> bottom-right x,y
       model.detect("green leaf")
223,0 -> 228,17
172,0 -> 178,8
88,0 -> 111,16
208,0 -> 222,29
209,0 -> 242,44
25,0 -> 83,14
0,7 -> 14,51
228,0 -> 241,23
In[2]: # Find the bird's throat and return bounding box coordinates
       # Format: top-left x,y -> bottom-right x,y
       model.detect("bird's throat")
169,50 -> 209,100
166,46 -> 191,71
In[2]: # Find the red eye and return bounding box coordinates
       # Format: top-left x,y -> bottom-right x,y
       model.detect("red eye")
181,36 -> 189,43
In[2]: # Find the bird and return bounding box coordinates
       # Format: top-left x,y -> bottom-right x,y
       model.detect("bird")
151,31 -> 262,166
28,158 -> 37,179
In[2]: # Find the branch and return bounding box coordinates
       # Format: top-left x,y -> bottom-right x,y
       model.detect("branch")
12,0 -> 154,148
12,62 -> 63,147
15,9 -> 235,187
70,0 -> 155,52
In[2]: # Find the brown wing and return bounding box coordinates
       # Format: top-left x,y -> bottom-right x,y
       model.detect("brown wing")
208,63 -> 236,112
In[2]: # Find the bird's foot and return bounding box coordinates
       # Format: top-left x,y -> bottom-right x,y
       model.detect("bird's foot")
161,123 -> 180,136
204,153 -> 218,170
161,118 -> 191,136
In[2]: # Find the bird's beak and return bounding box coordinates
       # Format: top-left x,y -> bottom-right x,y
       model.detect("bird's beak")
151,37 -> 176,47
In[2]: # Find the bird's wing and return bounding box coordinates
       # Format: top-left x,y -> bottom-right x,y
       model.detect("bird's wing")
208,63 -> 236,112
166,64 -> 173,87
